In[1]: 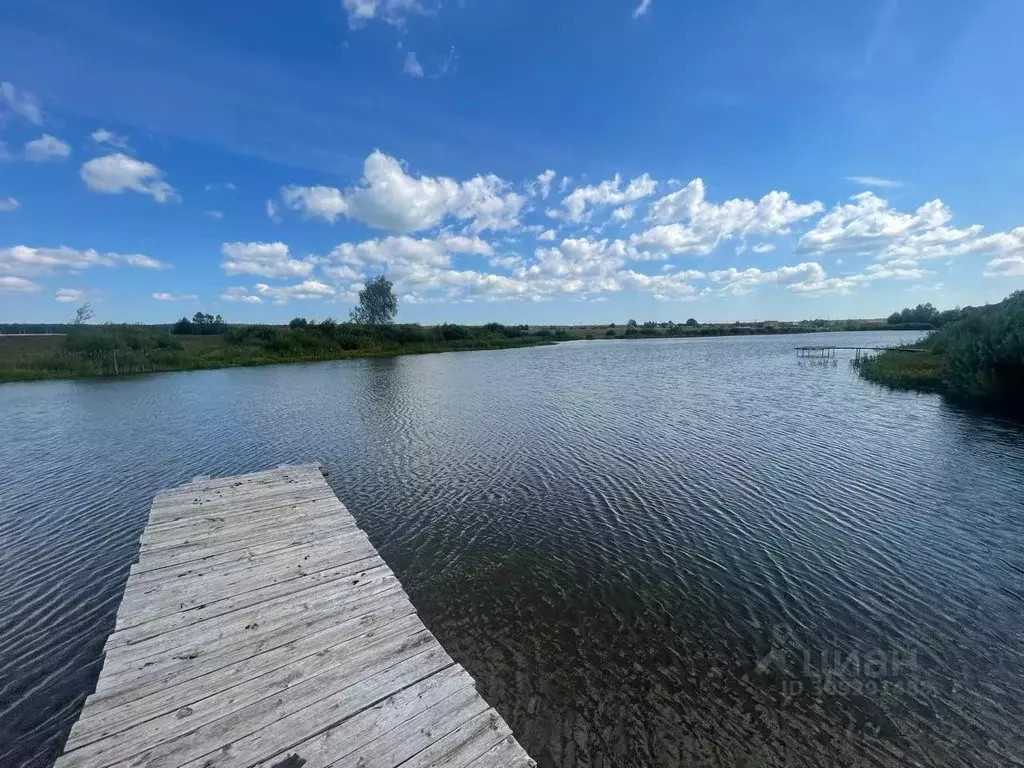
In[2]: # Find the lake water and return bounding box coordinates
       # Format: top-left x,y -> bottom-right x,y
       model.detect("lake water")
2,332 -> 1023,768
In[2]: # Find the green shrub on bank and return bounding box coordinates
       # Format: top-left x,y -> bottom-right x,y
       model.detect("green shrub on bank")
855,291 -> 1024,413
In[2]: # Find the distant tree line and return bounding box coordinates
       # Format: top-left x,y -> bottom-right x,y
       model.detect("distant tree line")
172,312 -> 226,335
886,302 -> 978,329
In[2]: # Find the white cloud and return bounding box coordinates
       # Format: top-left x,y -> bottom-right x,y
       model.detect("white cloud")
55,288 -> 84,303
0,196 -> 19,212
798,192 -> 949,256
266,199 -> 281,223
220,286 -> 262,304
205,182 -> 238,193
24,134 -> 70,161
221,241 -> 317,278
532,170 -> 557,200
538,229 -> 557,241
403,52 -> 424,77
204,210 -> 224,219
560,173 -> 657,223
611,205 -> 634,222
984,253 -> 1024,278
638,179 -> 822,257
281,185 -> 349,223
80,153 -> 180,203
0,82 -> 43,125
846,176 -> 902,189
91,129 -> 130,151
0,276 -> 40,293
153,292 -> 198,301
255,280 -> 336,304
123,253 -> 171,269
282,151 -> 525,234
0,246 -> 168,276
709,262 -> 828,296
633,0 -> 652,19
752,242 -> 775,253
341,0 -> 426,28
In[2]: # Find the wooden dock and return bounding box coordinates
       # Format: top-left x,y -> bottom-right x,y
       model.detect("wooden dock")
55,464 -> 534,768
795,345 -> 924,358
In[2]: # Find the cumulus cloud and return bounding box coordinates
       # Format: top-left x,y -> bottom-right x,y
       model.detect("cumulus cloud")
611,206 -> 634,222
709,262 -> 828,296
266,199 -> 281,223
633,0 -> 652,19
798,192 -> 950,256
220,242 -> 317,279
55,288 -> 84,303
752,242 -> 775,253
91,128 -> 130,151
0,245 -> 168,276
0,276 -> 40,293
538,229 -> 557,241
153,292 -> 198,301
559,173 -> 657,223
0,196 -> 19,212
531,170 -> 557,200
220,286 -> 262,303
255,280 -> 336,304
24,134 -> 70,161
984,254 -> 1024,278
81,153 -> 180,203
281,185 -> 349,223
0,82 -> 43,125
341,0 -> 428,28
403,52 -> 424,77
636,179 -> 823,256
282,151 -> 525,234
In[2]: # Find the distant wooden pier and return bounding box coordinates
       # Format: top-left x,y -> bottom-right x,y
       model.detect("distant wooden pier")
56,464 -> 534,768
795,345 -> 924,359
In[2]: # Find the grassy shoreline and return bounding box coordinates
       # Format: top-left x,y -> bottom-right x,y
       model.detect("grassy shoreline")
851,291 -> 1023,415
0,325 -> 556,384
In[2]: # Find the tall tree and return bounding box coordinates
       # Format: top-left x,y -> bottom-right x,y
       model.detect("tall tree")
350,275 -> 398,325
72,303 -> 95,325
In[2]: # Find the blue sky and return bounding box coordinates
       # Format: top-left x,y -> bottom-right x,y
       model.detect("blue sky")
1,0 -> 1023,324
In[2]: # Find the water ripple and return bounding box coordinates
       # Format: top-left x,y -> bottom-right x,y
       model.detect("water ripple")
1,333 -> 1023,767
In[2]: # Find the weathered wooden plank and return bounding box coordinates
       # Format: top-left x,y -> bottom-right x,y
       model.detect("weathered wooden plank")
131,648 -> 454,768
463,736 -> 537,768
136,515 -> 354,559
127,527 -> 354,574
231,665 -> 473,768
122,529 -> 373,597
65,611 -> 425,754
321,683 -> 490,768
396,709 -> 515,768
58,625 -> 435,768
136,509 -> 357,559
57,466 -> 534,768
148,483 -> 337,523
82,590 -> 412,717
101,566 -> 399,663
152,465 -> 321,501
125,529 -> 369,584
114,552 -> 382,632
142,494 -> 345,538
